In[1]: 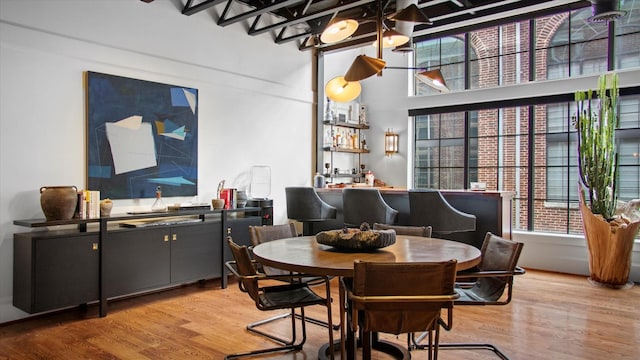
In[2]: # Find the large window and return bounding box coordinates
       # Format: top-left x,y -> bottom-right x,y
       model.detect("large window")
412,2 -> 640,235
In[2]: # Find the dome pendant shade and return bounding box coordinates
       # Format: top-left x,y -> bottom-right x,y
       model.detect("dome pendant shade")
372,29 -> 410,48
389,4 -> 433,25
320,18 -> 359,43
588,0 -> 626,22
344,55 -> 387,81
416,69 -> 450,92
325,76 -> 362,102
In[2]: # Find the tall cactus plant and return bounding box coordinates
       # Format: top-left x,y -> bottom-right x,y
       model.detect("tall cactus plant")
575,73 -> 619,220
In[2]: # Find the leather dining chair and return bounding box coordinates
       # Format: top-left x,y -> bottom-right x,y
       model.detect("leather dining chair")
225,237 -> 334,359
248,224 -> 339,339
408,189 -> 476,236
343,188 -> 399,227
342,260 -> 459,360
373,223 -> 433,237
412,232 -> 525,360
285,186 -> 337,235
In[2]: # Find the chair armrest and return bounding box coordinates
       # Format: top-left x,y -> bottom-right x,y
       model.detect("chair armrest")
455,268 -> 525,280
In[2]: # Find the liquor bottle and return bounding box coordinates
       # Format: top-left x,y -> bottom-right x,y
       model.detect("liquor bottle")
151,186 -> 167,212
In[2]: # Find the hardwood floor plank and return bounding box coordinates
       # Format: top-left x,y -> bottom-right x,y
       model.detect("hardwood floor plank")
1,270 -> 638,360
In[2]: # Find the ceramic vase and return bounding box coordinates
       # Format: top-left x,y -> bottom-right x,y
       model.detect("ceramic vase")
40,186 -> 78,221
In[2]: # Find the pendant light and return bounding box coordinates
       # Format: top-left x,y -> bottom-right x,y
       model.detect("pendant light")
415,69 -> 450,92
325,76 -> 362,102
388,3 -> 432,25
320,18 -> 359,44
372,29 -> 410,48
344,55 -> 387,82
587,0 -> 626,23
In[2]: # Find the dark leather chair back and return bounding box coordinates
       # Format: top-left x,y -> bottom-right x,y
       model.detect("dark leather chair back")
349,260 -> 458,334
227,237 -> 260,301
248,224 -> 297,276
343,188 -> 399,227
248,223 -> 297,247
285,186 -> 337,221
409,189 -> 476,234
455,232 -> 525,304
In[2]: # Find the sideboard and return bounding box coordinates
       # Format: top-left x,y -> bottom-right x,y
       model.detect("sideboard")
13,208 -> 262,316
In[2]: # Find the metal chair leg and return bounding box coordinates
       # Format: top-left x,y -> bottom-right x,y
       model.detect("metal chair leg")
226,308 -> 308,359
246,311 -> 295,345
412,340 -> 511,360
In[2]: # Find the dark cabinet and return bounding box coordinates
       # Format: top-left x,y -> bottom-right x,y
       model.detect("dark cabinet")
14,231 -> 99,313
105,227 -> 171,298
14,209 -> 260,315
170,222 -> 221,283
105,222 -> 222,298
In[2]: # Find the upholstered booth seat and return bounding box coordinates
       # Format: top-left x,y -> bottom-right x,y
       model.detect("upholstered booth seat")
342,188 -> 399,227
285,187 -> 337,235
409,189 -> 476,236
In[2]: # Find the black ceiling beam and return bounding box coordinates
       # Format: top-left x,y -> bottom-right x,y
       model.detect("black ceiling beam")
218,0 -> 303,27
275,26 -> 313,44
182,0 -> 226,15
248,0 -> 376,36
412,0 -> 591,42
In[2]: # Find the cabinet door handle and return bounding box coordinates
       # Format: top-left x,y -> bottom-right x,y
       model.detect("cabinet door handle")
92,243 -> 99,251
172,234 -> 177,241
227,227 -> 232,235
164,234 -> 169,242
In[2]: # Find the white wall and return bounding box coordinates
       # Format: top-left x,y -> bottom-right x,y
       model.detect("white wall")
0,0 -> 315,323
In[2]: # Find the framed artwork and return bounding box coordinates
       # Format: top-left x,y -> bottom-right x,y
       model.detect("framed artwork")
86,71 -> 198,199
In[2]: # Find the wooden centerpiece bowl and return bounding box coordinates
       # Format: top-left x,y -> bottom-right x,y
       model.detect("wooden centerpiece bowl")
316,223 -> 396,251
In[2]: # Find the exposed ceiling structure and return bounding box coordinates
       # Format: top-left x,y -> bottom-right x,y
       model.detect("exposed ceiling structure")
178,0 -> 592,52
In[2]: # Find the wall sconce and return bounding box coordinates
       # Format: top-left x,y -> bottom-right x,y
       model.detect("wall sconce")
385,129 -> 399,157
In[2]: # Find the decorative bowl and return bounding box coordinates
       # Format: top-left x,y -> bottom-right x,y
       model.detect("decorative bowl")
211,198 -> 225,209
315,228 -> 396,251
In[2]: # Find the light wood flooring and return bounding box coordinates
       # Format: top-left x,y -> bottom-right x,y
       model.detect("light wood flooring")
1,269 -> 639,359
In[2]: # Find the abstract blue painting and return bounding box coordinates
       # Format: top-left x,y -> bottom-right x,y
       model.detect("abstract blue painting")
86,71 -> 198,199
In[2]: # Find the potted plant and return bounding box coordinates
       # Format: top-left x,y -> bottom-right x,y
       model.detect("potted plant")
575,72 -> 640,288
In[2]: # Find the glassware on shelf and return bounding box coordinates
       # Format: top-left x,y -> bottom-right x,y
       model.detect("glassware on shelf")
151,186 -> 167,212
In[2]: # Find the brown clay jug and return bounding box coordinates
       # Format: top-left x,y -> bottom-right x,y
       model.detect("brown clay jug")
40,186 -> 78,220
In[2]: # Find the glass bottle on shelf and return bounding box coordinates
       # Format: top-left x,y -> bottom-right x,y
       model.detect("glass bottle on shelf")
151,186 -> 167,212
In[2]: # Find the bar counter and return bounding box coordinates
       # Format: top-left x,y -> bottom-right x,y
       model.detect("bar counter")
313,187 -> 515,249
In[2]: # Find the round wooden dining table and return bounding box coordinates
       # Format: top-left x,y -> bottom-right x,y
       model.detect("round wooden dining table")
251,235 -> 482,360
251,235 -> 482,277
